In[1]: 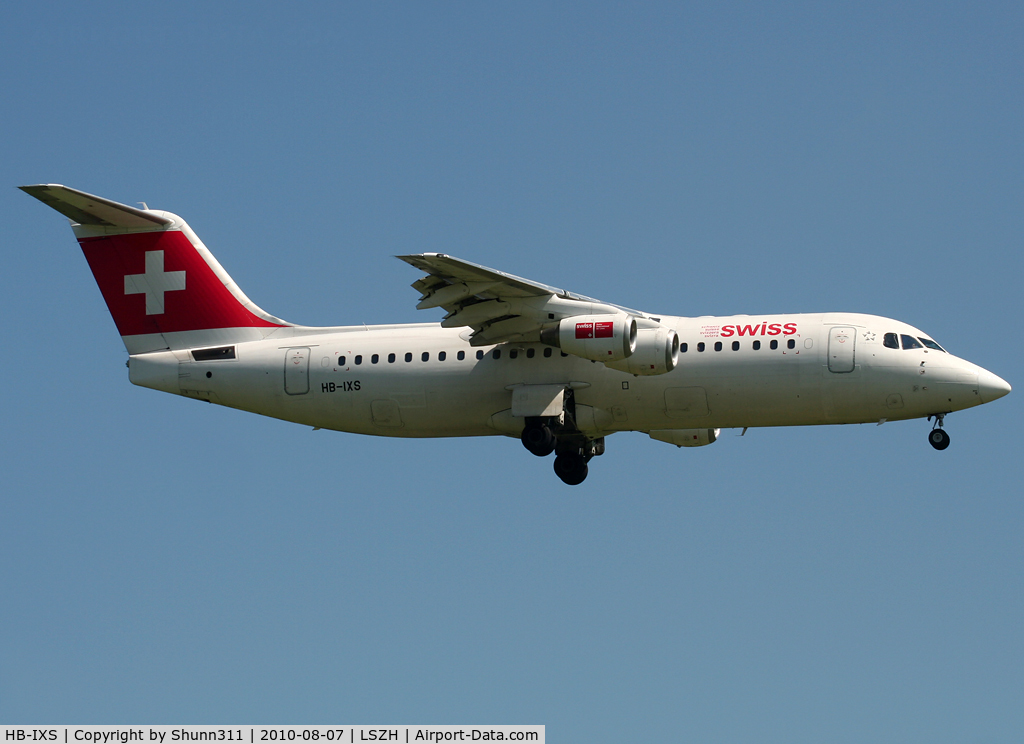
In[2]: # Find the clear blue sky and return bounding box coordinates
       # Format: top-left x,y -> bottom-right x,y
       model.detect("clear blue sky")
1,2 -> 1021,740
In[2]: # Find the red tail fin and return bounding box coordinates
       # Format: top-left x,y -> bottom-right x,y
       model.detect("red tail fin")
79,230 -> 281,337
21,185 -> 288,353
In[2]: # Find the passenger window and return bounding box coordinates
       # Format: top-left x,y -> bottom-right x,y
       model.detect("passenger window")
901,334 -> 923,350
509,350 -> 518,359
355,355 -> 362,365
388,353 -> 395,363
493,349 -> 501,359
405,352 -> 412,362
787,339 -> 795,349
476,350 -> 484,360
697,342 -> 705,352
338,355 -> 346,366
371,354 -> 379,364
714,341 -> 722,351
919,337 -> 946,352
526,348 -> 535,358
457,350 -> 465,360
680,342 -> 688,353
438,351 -> 446,361
753,340 -> 761,350
421,352 -> 429,362
883,333 -> 899,349
543,348 -> 552,358
770,340 -> 778,350
732,341 -> 740,351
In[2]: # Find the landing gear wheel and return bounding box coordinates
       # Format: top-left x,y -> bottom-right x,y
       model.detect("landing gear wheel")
553,453 -> 588,485
928,428 -> 950,450
521,424 -> 556,457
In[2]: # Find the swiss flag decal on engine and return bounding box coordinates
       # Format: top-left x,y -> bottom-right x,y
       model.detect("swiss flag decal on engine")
576,321 -> 614,339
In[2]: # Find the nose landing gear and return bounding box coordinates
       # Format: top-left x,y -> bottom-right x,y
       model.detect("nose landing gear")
927,413 -> 951,450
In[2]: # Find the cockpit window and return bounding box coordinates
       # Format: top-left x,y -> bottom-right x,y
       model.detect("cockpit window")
918,337 -> 946,352
901,334 -> 923,350
883,333 -> 899,349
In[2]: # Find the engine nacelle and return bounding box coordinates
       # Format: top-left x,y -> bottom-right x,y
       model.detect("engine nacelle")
539,314 -> 636,362
649,428 -> 720,447
605,326 -> 679,375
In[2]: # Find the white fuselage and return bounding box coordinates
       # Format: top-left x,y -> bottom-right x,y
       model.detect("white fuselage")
128,311 -> 995,440
20,184 -> 1010,483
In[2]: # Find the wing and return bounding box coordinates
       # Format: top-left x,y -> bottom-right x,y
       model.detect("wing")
396,253 -> 657,346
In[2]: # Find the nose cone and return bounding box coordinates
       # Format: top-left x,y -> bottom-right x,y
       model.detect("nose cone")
978,370 -> 1011,404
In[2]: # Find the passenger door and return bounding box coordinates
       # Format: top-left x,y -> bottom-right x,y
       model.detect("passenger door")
827,327 -> 856,373
284,347 -> 310,394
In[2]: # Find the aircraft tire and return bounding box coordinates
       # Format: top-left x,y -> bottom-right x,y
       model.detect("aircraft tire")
554,453 -> 588,485
928,428 -> 951,450
521,424 -> 556,457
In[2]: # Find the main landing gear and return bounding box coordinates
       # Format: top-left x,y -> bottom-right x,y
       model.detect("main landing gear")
521,422 -> 556,457
553,452 -> 588,485
551,438 -> 606,485
927,413 -> 951,451
522,420 -> 602,485
519,391 -> 604,485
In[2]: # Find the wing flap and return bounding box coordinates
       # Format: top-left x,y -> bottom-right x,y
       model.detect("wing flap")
417,281 -> 500,310
439,300 -> 512,329
469,315 -> 540,345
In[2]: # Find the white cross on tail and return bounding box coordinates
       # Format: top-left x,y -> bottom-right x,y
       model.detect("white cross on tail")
124,250 -> 186,315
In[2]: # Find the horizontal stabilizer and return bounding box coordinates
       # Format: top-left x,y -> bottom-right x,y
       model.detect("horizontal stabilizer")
19,184 -> 172,228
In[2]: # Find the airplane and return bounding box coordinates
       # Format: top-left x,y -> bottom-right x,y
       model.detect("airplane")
21,184 -> 1012,485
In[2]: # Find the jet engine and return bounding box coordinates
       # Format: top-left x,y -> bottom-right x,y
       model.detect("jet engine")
539,314 -> 637,362
605,326 -> 679,376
